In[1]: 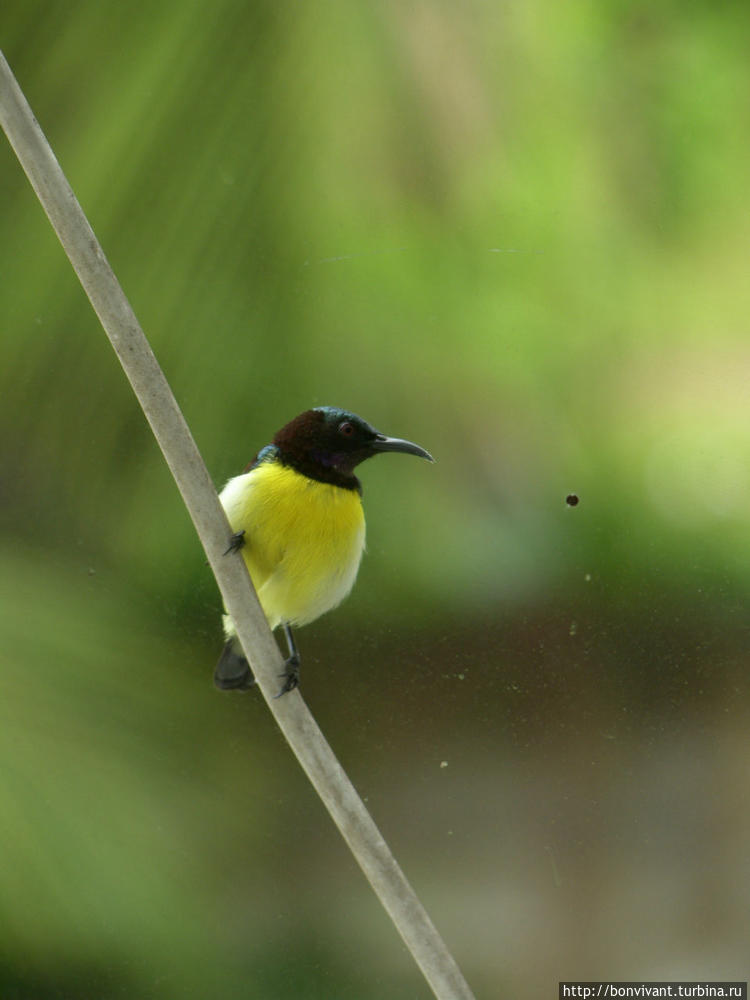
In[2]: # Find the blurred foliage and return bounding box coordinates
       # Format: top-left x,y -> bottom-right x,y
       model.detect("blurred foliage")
2,1 -> 750,997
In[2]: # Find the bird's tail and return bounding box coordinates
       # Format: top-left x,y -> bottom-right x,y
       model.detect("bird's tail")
214,638 -> 255,691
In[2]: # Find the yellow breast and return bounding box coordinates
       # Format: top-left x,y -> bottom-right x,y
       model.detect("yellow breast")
220,461 -> 366,630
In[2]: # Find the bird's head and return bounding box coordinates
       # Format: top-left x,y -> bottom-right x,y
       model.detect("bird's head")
272,407 -> 433,490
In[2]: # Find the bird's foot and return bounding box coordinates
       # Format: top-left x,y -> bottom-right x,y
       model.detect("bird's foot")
224,530 -> 246,555
273,654 -> 300,699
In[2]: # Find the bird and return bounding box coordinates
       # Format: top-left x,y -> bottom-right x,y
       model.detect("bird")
214,406 -> 434,696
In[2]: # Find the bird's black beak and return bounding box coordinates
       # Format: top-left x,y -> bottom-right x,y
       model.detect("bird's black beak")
371,433 -> 434,462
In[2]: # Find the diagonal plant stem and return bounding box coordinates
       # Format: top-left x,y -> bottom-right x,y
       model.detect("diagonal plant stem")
0,51 -> 476,1000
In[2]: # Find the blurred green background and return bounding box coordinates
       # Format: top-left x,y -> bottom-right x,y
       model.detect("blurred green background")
2,2 -> 750,997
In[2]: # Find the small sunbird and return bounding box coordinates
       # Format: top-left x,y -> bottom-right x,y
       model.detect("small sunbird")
215,406 -> 434,696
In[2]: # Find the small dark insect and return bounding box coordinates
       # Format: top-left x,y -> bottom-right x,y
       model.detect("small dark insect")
565,494 -> 579,507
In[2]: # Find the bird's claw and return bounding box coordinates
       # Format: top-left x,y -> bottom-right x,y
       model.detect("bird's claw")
224,530 -> 246,555
273,655 -> 300,699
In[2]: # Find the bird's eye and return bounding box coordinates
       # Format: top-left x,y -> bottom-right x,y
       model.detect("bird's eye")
338,421 -> 355,437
